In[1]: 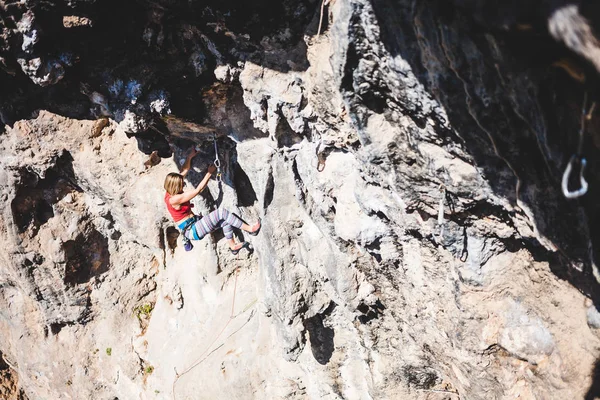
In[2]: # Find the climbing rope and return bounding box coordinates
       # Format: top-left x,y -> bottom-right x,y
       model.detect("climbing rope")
171,268 -> 257,400
561,92 -> 594,199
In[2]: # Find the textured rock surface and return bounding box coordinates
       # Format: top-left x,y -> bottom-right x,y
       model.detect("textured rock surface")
1,0 -> 600,399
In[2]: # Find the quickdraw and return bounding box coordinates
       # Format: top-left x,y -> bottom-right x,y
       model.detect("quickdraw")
315,139 -> 330,172
317,153 -> 327,172
561,92 -> 594,199
213,134 -> 223,183
437,184 -> 446,237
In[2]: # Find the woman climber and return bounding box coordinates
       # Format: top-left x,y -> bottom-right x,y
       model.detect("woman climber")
164,147 -> 261,254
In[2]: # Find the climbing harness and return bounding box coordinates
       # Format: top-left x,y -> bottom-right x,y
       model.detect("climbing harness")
561,93 -> 594,199
171,268 -> 257,400
213,134 -> 223,183
177,216 -> 199,251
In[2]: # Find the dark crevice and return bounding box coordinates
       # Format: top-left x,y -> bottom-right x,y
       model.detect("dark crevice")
365,237 -> 383,263
233,158 -> 258,207
291,157 -> 307,205
402,364 -> 441,390
0,351 -> 8,371
165,226 -> 179,254
340,15 -> 360,95
586,358 -> 600,400
63,228 -> 110,286
128,126 -> 173,157
405,228 -> 424,240
374,210 -> 390,222
263,165 -> 275,211
275,112 -> 303,148
10,151 -> 81,234
357,300 -> 385,324
445,199 -> 515,229
49,321 -> 71,335
303,302 -> 336,365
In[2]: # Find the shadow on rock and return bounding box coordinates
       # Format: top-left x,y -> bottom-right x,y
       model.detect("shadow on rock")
233,158 -> 258,208
586,358 -> 600,400
10,151 -> 82,235
358,0 -> 600,301
303,304 -> 336,365
62,228 -> 110,287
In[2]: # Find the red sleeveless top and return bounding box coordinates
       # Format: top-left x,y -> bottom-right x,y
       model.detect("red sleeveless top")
164,193 -> 193,221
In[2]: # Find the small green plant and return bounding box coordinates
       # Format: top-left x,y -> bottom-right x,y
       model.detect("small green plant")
106,347 -> 112,356
145,365 -> 154,374
155,390 -> 160,394
134,303 -> 154,322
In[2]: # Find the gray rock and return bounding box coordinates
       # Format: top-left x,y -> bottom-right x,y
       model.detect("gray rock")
0,1 -> 600,399
587,306 -> 600,329
498,300 -> 555,365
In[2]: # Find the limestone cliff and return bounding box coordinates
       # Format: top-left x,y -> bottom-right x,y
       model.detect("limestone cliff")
1,0 -> 600,399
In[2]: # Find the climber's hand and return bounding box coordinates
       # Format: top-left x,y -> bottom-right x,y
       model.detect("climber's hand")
180,146 -> 198,177
207,164 -> 217,174
188,146 -> 199,158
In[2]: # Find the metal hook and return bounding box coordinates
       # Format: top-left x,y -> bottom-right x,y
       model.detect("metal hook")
317,154 -> 326,172
561,155 -> 588,199
315,139 -> 328,172
562,92 -> 590,199
213,135 -> 219,161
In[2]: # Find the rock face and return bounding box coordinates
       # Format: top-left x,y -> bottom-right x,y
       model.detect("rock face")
1,0 -> 600,399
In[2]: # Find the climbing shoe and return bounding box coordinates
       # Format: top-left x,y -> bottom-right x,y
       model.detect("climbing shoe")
248,218 -> 262,236
230,242 -> 248,255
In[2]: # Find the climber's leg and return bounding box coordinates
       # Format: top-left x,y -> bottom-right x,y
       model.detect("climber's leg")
214,208 -> 246,251
184,213 -> 217,241
186,209 -> 258,249
216,208 -> 243,236
218,208 -> 261,234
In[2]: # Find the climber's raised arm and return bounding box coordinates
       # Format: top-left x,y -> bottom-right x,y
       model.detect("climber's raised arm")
179,147 -> 198,178
192,164 -> 217,195
168,164 -> 216,206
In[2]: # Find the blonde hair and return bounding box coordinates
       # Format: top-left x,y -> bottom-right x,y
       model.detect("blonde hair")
164,173 -> 184,195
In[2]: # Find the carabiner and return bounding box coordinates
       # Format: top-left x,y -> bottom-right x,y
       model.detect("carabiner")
561,155 -> 588,199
